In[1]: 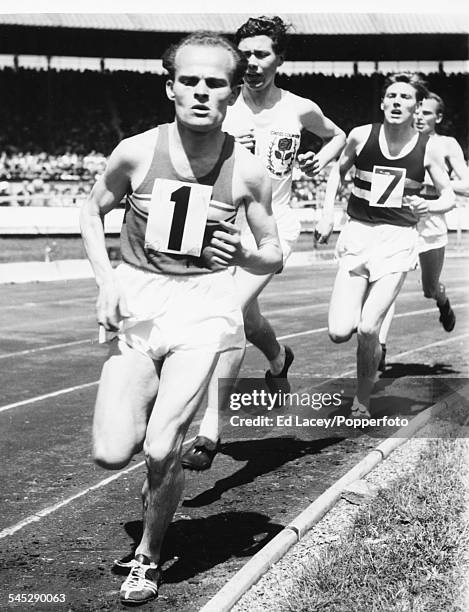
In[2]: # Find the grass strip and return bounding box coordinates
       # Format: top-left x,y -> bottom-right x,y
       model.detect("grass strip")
277,436 -> 469,612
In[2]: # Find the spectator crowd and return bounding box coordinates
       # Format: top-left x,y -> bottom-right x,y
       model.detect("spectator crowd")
0,67 -> 467,208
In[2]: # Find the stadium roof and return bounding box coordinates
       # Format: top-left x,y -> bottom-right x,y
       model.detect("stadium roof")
0,13 -> 469,35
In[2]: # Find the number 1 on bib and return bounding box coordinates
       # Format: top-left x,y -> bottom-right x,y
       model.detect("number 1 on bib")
145,179 -> 212,256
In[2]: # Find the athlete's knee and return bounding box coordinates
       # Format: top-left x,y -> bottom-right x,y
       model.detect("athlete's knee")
93,439 -> 134,470
329,330 -> 352,344
144,423 -> 184,473
357,320 -> 380,340
328,320 -> 355,343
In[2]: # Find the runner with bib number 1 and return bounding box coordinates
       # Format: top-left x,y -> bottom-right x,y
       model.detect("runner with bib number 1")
80,31 -> 282,607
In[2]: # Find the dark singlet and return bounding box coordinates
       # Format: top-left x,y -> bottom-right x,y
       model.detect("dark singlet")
120,124 -> 239,275
348,123 -> 429,227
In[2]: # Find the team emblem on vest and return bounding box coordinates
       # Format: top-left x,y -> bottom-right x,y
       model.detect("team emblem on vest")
266,131 -> 300,177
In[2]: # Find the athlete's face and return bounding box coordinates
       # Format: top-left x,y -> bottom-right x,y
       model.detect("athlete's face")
415,97 -> 441,135
166,45 -> 238,132
238,35 -> 283,91
381,82 -> 419,126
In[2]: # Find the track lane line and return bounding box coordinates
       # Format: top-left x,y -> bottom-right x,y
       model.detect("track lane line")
2,291 -> 467,360
0,339 -> 93,360
1,329 -> 467,539
0,382 -> 98,414
0,296 -> 94,311
0,313 -> 93,332
0,432 -> 194,540
1,302 -> 467,413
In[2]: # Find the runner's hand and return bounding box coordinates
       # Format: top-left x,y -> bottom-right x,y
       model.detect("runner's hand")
206,220 -> 246,268
233,130 -> 256,153
298,151 -> 320,177
96,279 -> 130,331
314,215 -> 334,244
404,195 -> 429,219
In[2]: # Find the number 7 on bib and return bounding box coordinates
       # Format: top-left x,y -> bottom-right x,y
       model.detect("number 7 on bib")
145,179 -> 213,256
369,166 -> 406,208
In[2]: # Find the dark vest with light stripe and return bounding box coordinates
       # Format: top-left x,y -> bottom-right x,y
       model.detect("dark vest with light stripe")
347,123 -> 429,227
120,124 -> 238,275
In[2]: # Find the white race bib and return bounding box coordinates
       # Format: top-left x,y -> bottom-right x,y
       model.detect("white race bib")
144,179 -> 212,256
369,166 -> 406,208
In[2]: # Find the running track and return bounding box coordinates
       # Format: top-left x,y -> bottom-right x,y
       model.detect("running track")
1,256 -> 468,611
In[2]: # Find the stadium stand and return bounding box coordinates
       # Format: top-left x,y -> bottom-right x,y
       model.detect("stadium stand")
0,67 -> 467,208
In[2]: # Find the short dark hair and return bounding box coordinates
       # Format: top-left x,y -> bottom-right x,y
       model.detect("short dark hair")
382,72 -> 429,102
426,91 -> 445,116
162,31 -> 247,86
235,15 -> 290,56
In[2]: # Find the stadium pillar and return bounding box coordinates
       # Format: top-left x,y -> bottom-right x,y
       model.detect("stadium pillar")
371,69 -> 382,123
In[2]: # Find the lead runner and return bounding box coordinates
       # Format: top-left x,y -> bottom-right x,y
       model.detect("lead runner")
80,32 -> 282,606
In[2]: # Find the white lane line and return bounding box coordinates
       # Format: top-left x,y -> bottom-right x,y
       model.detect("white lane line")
0,382 -> 98,414
1,280 -> 467,360
0,339 -> 92,360
315,332 -> 469,380
388,332 -> 469,361
275,302 -> 468,340
1,330 -> 468,539
278,327 -> 328,341
0,313 -> 93,332
0,296 -> 94,311
393,302 -> 467,319
1,302 -> 467,414
265,274 -> 469,300
265,296 -> 468,319
0,435 -> 197,540
393,286 -> 469,300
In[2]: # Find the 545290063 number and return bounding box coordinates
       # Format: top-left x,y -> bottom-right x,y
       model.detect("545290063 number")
8,593 -> 66,604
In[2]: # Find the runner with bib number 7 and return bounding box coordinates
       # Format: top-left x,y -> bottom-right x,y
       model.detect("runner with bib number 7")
318,73 -> 455,419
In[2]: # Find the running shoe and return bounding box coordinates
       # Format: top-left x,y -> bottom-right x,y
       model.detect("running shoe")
119,554 -> 161,605
438,298 -> 456,332
378,343 -> 387,372
181,436 -> 220,471
265,345 -> 294,394
350,398 -> 371,420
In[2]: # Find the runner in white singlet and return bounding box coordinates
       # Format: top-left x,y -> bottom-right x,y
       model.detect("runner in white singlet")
182,15 -> 345,471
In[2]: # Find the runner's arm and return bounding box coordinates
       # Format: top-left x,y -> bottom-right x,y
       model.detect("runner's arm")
446,137 -> 469,196
242,169 -> 283,273
80,141 -> 134,329
424,140 -> 456,214
316,129 -> 360,242
298,99 -> 346,176
207,156 -> 282,274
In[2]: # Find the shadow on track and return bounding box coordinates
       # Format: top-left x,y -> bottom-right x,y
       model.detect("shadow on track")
380,361 -> 460,378
114,511 -> 284,583
182,436 -> 343,508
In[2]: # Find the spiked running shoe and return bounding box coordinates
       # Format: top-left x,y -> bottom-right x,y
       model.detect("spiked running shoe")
265,345 -> 294,395
181,436 -> 220,471
119,554 -> 161,605
438,298 -> 456,332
